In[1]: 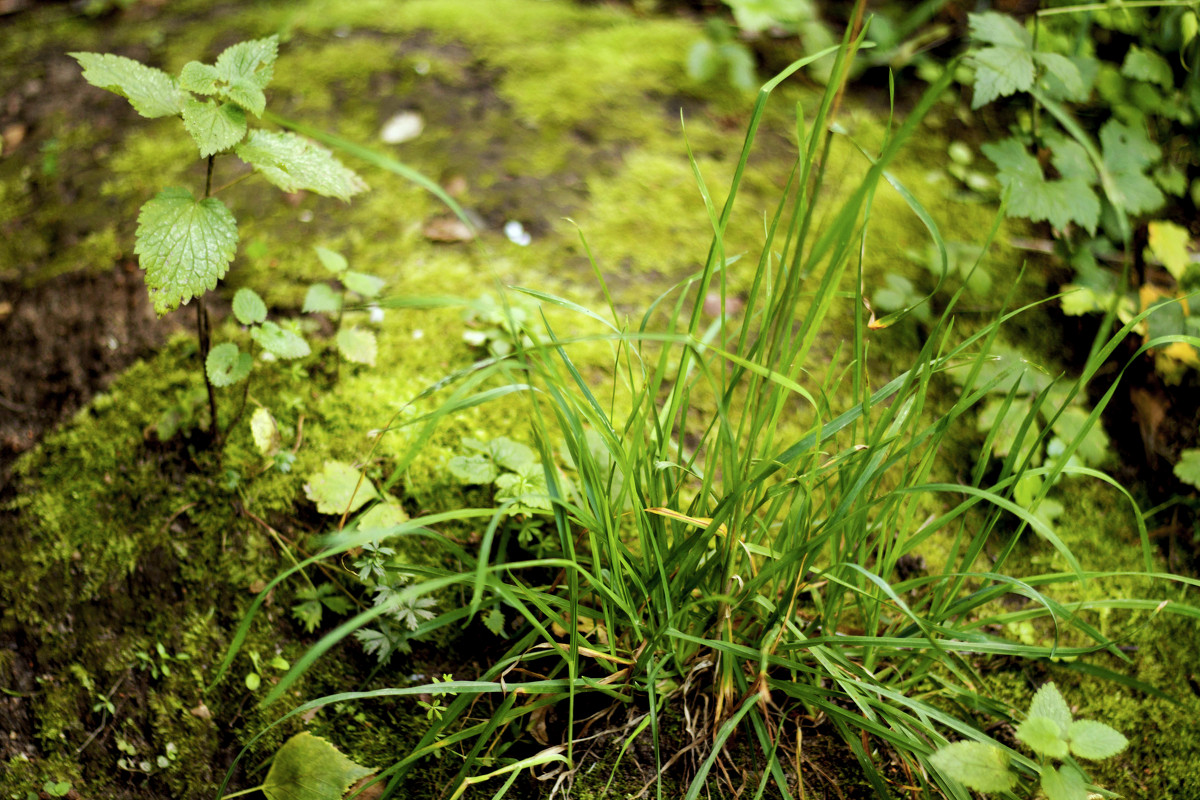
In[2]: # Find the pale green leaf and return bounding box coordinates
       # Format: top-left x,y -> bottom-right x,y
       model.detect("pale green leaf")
357,500 -> 408,532
1047,406 -> 1110,467
447,454 -> 499,485
928,741 -> 1016,792
487,437 -> 536,472
262,732 -> 373,800
1147,220 -> 1191,281
336,326 -> 376,366
341,271 -> 384,298
1016,716 -> 1069,759
1174,449 -> 1200,489
206,342 -> 251,387
181,97 -> 247,157
245,672 -> 261,691
971,45 -> 1036,108
314,246 -> 349,274
969,11 -> 1031,49
483,607 -> 505,636
496,466 -> 551,512
135,187 -> 238,316
1122,44 -> 1173,88
250,407 -> 279,455
71,52 -> 186,118
982,137 -> 1100,232
1067,719 -> 1129,759
236,130 -> 367,201
215,35 -> 278,92
221,78 -> 267,119
304,460 -> 378,515
1034,52 -> 1084,99
1100,119 -> 1164,216
178,61 -> 221,95
1041,765 -> 1089,800
252,321 -> 311,359
1028,682 -> 1072,735
303,283 -> 342,314
232,287 -> 268,325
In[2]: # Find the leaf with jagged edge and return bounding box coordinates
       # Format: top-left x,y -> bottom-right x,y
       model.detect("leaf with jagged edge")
982,137 -> 1100,233
336,326 -> 376,366
206,343 -> 252,387
232,287 -> 268,325
1174,449 -> 1200,489
1100,119 -> 1164,216
236,130 -> 367,201
215,36 -> 278,91
252,321 -> 311,360
181,97 -> 247,157
1016,716 -> 1069,759
1027,682 -> 1072,735
303,283 -> 342,314
262,732 -> 373,800
968,12 -> 1035,108
1122,44 -> 1173,88
71,52 -> 186,118
135,187 -> 238,316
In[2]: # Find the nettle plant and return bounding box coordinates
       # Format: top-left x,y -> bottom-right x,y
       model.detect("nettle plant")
72,36 -> 366,439
931,682 -> 1128,799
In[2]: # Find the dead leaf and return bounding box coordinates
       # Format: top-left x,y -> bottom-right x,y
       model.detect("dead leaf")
423,216 -> 474,243
2,122 -> 25,155
346,775 -> 384,800
189,703 -> 212,720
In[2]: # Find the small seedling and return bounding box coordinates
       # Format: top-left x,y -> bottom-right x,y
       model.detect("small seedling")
39,782 -> 71,798
72,36 -> 366,441
132,641 -> 189,680
244,650 -> 289,691
461,294 -> 539,357
930,682 -> 1128,798
417,674 -> 454,721
303,246 -> 386,376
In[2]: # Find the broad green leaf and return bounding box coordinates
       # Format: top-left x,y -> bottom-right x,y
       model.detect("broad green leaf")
232,287 -> 268,325
447,454 -> 499,485
1174,448 -> 1200,489
978,397 -> 1039,463
487,437 -> 536,472
181,97 -> 247,157
304,460 -> 378,515
969,11 -> 1031,49
262,732 -> 373,800
1047,405 -> 1110,467
303,283 -> 342,314
315,246 -> 349,274
1027,682 -> 1072,735
928,741 -> 1016,792
341,271 -> 384,298
968,13 -> 1035,108
357,500 -> 408,531
1067,720 -> 1128,759
982,137 -> 1100,233
1041,764 -> 1088,800
222,77 -> 267,119
1122,44 -> 1173,88
71,52 -> 185,118
1100,119 -> 1164,216
336,326 -> 376,366
1034,52 -> 1085,100
236,130 -> 367,201
250,407 -> 279,455
496,466 -> 551,512
206,342 -> 252,387
179,61 -> 221,95
1016,716 -> 1069,759
252,321 -> 311,359
215,35 -> 278,91
135,187 -> 238,316
1147,220 -> 1191,281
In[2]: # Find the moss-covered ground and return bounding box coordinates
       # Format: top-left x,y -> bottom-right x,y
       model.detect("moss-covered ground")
1,1 -> 1198,798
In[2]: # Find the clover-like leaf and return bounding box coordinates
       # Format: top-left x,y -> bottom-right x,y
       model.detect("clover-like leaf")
262,732 -> 373,800
206,342 -> 252,387
1067,719 -> 1128,760
250,407 -> 280,455
341,271 -> 384,299
336,326 -> 377,366
181,97 -> 247,157
304,460 -> 379,515
251,320 -> 311,360
303,283 -> 342,314
929,741 -> 1016,793
232,287 -> 268,325
236,130 -> 367,201
135,187 -> 238,316
1040,764 -> 1088,800
1017,715 -> 1069,759
71,52 -> 186,118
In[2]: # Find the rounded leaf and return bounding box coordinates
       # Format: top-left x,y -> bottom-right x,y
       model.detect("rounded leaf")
1016,716 -> 1069,759
341,270 -> 385,299
303,283 -> 342,314
1067,719 -> 1129,760
206,342 -> 251,387
336,326 -> 376,366
249,407 -> 279,455
232,287 -> 268,325
263,732 -> 373,800
1040,764 -> 1088,800
252,320 -> 311,360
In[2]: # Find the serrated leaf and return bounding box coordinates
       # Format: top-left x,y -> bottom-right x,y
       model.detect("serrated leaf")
1122,44 -> 1173,88
1148,220 -> 1191,281
483,606 -> 505,636
1067,719 -> 1128,759
303,283 -> 342,314
236,130 -> 367,201
304,460 -> 378,515
447,454 -> 499,485
1016,716 -> 1069,759
71,52 -> 186,118
252,320 -> 311,359
262,732 -> 373,800
982,137 -> 1100,233
179,61 -> 221,95
250,407 -> 279,455
1027,682 -> 1072,734
1174,449 -> 1200,489
928,741 -> 1015,792
181,97 -> 247,157
206,342 -> 252,387
971,45 -> 1036,108
221,78 -> 267,118
1100,119 -> 1165,217
215,36 -> 278,92
233,287 -> 268,325
341,271 -> 384,298
1041,764 -> 1088,800
315,246 -> 349,274
969,11 -> 1031,49
336,326 -> 376,366
135,187 -> 238,316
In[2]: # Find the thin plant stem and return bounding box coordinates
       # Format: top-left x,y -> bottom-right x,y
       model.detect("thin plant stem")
198,154 -> 220,442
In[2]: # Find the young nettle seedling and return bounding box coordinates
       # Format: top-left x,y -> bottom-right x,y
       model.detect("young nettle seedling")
303,246 -> 385,375
931,682 -> 1128,799
71,36 -> 366,440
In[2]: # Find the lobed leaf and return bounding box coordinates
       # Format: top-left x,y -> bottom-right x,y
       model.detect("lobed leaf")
236,130 -> 367,201
71,52 -> 186,118
232,287 -> 268,325
135,187 -> 238,316
1174,448 -> 1200,489
1122,44 -> 1173,89
982,137 -> 1100,233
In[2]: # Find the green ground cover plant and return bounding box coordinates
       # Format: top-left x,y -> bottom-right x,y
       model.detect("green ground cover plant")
209,20 -> 1200,800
